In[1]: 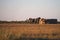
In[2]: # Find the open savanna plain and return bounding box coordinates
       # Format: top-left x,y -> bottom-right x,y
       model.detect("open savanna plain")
0,24 -> 60,40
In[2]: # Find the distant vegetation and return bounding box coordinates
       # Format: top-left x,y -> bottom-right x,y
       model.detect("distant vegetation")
0,17 -> 60,24
0,20 -> 32,24
0,17 -> 41,24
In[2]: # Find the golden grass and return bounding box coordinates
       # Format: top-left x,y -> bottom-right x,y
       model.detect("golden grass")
0,24 -> 60,40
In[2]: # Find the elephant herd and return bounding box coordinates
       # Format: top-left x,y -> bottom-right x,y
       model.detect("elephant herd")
25,17 -> 57,24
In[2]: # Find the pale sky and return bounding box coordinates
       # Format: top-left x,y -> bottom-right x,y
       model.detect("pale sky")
0,0 -> 60,21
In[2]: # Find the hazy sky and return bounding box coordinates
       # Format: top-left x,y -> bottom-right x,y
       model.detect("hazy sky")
0,0 -> 60,21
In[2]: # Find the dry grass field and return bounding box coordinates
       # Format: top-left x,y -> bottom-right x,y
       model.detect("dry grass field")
0,24 -> 60,40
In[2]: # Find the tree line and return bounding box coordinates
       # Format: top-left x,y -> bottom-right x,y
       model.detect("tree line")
0,17 -> 60,24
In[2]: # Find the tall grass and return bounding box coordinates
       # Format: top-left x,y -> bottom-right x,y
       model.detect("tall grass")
0,24 -> 60,40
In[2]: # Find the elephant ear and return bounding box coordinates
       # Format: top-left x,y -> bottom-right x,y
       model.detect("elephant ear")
39,18 -> 45,24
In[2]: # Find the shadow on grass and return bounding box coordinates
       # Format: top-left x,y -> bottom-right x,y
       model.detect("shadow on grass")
8,34 -> 49,40
14,37 -> 60,40
17,37 -> 48,40
8,33 -> 60,40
